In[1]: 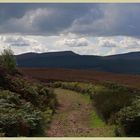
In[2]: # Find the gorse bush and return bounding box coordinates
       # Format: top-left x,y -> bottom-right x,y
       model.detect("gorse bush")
0,90 -> 42,136
0,49 -> 16,74
7,76 -> 57,110
0,58 -> 57,136
50,81 -> 94,95
115,96 -> 140,136
0,79 -> 57,136
0,66 -> 8,88
93,86 -> 134,121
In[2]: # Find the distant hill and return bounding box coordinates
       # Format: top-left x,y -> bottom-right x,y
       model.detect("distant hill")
105,51 -> 140,60
16,51 -> 140,74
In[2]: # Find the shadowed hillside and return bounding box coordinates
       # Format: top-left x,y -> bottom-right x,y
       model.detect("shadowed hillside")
16,51 -> 140,74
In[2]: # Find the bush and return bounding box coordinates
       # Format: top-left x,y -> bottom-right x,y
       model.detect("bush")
0,90 -> 21,106
41,107 -> 53,125
93,85 -> 135,121
0,49 -> 57,137
39,87 -> 57,110
0,104 -> 42,136
6,76 -> 57,110
51,81 -> 94,95
0,90 -> 43,136
0,74 -> 57,136
0,49 -> 16,74
0,67 -> 7,88
115,96 -> 140,136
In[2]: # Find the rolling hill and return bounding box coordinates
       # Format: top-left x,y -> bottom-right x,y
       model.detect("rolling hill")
16,51 -> 140,74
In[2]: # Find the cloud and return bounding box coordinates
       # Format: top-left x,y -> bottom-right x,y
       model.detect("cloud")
98,37 -> 118,48
67,4 -> 140,37
0,36 -> 31,46
0,3 -> 140,37
0,35 -> 47,54
0,4 -> 91,35
56,35 -> 89,47
96,36 -> 140,55
65,38 -> 89,47
120,37 -> 140,49
0,34 -> 140,56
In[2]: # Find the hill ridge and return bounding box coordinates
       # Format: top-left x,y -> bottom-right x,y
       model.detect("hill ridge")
16,51 -> 140,74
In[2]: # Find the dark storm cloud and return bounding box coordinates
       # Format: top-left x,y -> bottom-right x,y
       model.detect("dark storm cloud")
0,3 -> 96,35
0,3 -> 140,37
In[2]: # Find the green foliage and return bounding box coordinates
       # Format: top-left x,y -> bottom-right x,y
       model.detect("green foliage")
0,74 -> 57,136
0,49 -> 57,136
0,90 -> 21,107
41,107 -> 53,125
0,49 -> 16,74
7,77 -> 57,110
90,111 -> 105,128
0,67 -> 7,88
51,81 -> 94,95
0,87 -> 56,136
93,87 -> 134,121
0,90 -> 42,136
0,104 -> 42,136
115,96 -> 140,136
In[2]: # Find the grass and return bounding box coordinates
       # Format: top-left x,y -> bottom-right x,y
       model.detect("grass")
90,111 -> 105,128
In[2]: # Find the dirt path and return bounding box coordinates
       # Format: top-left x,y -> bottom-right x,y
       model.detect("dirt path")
47,88 -> 115,137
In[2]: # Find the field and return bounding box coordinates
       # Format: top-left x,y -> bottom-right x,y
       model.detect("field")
20,68 -> 140,89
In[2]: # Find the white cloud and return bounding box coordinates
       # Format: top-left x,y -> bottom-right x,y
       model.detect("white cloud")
97,37 -> 118,48
0,35 -> 47,54
56,36 -> 89,47
120,37 -> 140,49
0,34 -> 140,56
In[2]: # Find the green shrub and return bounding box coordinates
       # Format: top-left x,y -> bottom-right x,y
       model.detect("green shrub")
0,104 -> 42,136
52,81 -> 94,95
38,87 -> 57,111
0,49 -> 16,74
7,77 -> 57,110
115,96 -> 140,136
0,89 -> 43,136
0,89 -> 21,106
0,75 -> 57,136
41,107 -> 53,125
22,86 -> 39,105
0,67 -> 7,88
0,50 -> 57,137
93,86 -> 134,121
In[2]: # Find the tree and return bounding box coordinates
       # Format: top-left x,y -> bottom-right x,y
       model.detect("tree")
0,48 -> 16,74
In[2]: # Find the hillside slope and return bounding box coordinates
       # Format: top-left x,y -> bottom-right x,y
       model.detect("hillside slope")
16,51 -> 140,74
0,66 -> 57,136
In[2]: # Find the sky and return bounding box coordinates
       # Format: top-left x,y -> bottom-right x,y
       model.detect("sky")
0,3 -> 140,56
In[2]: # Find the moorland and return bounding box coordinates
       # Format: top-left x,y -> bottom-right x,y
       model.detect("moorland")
1,49 -> 140,137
